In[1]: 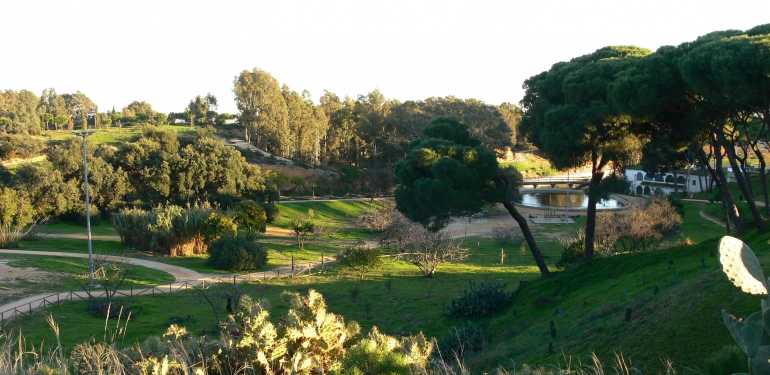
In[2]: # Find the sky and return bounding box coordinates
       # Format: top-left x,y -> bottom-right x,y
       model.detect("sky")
2,0 -> 769,114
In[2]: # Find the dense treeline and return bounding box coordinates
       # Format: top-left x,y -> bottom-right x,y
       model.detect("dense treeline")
234,68 -> 523,168
0,89 -> 169,134
1,128 -> 275,236
521,23 -> 770,255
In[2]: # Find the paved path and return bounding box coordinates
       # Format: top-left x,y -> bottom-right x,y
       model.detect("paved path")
0,249 -> 331,322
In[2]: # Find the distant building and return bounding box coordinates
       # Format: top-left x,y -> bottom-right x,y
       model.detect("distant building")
173,118 -> 187,125
624,168 -> 711,196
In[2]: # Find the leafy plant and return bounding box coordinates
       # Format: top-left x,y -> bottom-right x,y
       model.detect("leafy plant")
717,235 -> 770,374
291,209 -> 316,249
338,241 -> 382,279
207,233 -> 267,271
447,281 -> 513,319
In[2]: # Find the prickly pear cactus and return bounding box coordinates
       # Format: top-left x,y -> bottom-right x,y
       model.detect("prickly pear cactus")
718,236 -> 770,374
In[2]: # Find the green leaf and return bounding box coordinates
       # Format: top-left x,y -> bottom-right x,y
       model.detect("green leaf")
722,310 -> 765,357
750,346 -> 770,375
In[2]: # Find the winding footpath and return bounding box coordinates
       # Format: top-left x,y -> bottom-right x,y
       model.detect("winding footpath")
0,249 -> 330,322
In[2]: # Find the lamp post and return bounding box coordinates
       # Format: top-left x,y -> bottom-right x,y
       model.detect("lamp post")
75,128 -> 95,285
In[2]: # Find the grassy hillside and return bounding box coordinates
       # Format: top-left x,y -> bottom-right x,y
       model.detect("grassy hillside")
5,201 -> 749,372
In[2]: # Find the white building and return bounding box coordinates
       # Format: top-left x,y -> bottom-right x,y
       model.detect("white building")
624,168 -> 711,196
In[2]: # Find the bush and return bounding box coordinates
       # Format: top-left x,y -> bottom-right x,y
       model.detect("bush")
339,242 -> 382,279
447,281 -> 513,319
438,323 -> 486,358
595,198 -> 682,254
207,233 -> 267,271
357,201 -> 394,232
231,199 -> 267,233
0,134 -> 45,161
557,230 -> 587,267
113,205 -> 233,256
0,187 -> 36,247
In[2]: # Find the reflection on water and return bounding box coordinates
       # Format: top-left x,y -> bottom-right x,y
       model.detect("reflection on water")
517,191 -> 621,209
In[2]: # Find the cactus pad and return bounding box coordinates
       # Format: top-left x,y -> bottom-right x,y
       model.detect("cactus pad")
719,236 -> 768,296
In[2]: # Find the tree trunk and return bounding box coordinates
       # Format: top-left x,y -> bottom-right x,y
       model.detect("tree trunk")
718,131 -> 765,230
700,144 -> 743,232
751,144 -> 770,216
502,201 -> 549,276
583,171 -> 603,259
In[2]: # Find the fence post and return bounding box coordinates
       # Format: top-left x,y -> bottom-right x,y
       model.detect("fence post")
233,275 -> 236,285
321,255 -> 325,272
28,303 -> 32,313
291,256 -> 295,278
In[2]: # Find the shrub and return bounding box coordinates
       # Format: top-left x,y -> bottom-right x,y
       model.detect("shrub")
438,323 -> 486,358
113,205 -> 233,256
0,134 -> 45,161
557,230 -> 587,267
231,199 -> 267,233
338,242 -> 382,279
447,281 -> 513,319
595,198 -> 682,254
0,187 -> 36,247
207,233 -> 267,271
357,201 -> 394,232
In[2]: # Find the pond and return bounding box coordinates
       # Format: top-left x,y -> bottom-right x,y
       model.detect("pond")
517,190 -> 623,210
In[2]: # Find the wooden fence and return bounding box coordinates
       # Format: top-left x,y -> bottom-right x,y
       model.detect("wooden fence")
0,255 -> 330,322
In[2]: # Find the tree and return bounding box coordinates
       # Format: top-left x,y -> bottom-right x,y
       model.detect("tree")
499,102 -> 523,147
0,89 -> 42,134
0,187 -> 36,246
233,68 -> 289,156
339,241 -> 382,279
521,46 -> 650,258
291,210 -> 315,249
186,94 -> 217,126
395,118 -> 550,276
392,225 -> 467,278
12,164 -> 79,218
122,101 -> 162,125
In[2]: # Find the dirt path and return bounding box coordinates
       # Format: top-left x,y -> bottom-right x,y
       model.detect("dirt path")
0,249 -> 331,321
0,249 -> 201,280
698,210 -> 726,228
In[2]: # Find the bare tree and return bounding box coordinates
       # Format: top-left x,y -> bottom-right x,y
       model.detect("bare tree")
388,225 -> 468,278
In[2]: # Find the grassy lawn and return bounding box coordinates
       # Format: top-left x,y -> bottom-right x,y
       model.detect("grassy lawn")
6,199 -> 746,372
4,236 -> 539,351
12,236 -> 341,275
0,254 -> 174,306
273,200 -> 385,229
499,152 -> 557,177
37,220 -> 118,236
43,125 -> 197,146
13,238 -> 128,255
690,174 -> 769,204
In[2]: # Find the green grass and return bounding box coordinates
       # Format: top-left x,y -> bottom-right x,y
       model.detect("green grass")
691,174 -> 769,204
37,221 -> 118,237
273,200 -> 385,230
7,200 -> 749,372
43,125 -> 196,146
499,152 -> 557,177
4,236 -> 538,351
0,254 -> 174,305
679,201 -> 726,243
14,238 -> 128,255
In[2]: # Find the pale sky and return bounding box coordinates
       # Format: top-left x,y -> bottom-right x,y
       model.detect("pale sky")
2,0 -> 769,113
